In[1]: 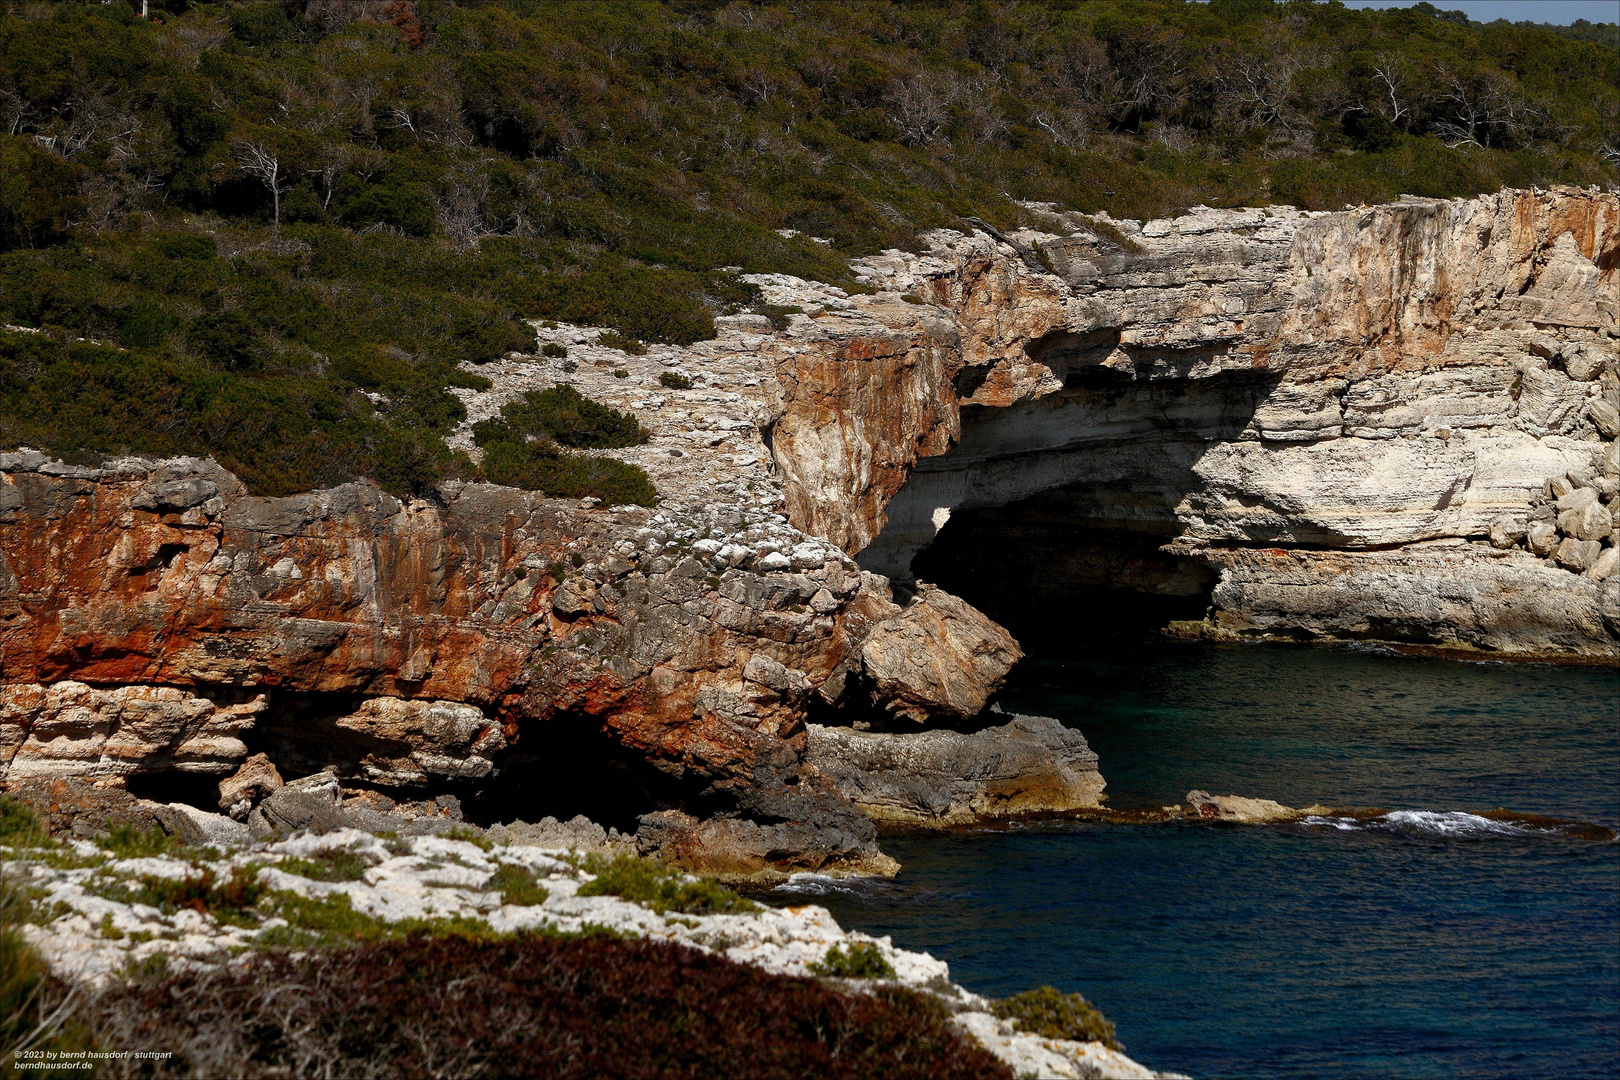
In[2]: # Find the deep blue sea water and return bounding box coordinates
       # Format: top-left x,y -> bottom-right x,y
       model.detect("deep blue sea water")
774,645 -> 1620,1080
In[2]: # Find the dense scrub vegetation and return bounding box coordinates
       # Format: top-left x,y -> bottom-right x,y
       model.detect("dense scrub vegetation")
472,385 -> 657,505
68,935 -> 1013,1079
1,0 -> 1614,496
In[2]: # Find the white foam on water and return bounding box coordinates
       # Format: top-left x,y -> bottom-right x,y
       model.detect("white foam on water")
1377,810 -> 1531,838
1302,815 -> 1362,831
771,872 -> 889,898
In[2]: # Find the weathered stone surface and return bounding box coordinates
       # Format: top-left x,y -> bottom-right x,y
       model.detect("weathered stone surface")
1191,543 -> 1614,656
1555,537 -> 1603,573
840,187 -> 1618,661
1591,398 -> 1620,439
1559,499 -> 1613,542
149,801 -> 252,847
1184,790 -> 1325,824
805,713 -> 1104,826
634,808 -> 898,883
217,753 -> 283,820
249,771 -> 344,837
1526,521 -> 1560,556
332,698 -> 506,786
0,452 -> 999,873
0,681 -> 266,782
858,586 -> 1022,722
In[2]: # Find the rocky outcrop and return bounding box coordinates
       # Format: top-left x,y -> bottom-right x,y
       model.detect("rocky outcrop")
806,712 -> 1104,826
834,188 -> 1619,661
0,449 -> 1018,877
4,186 -> 1614,881
1,681 -> 266,781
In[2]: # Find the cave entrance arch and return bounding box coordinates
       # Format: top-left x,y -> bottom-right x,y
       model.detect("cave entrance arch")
857,365 -> 1280,652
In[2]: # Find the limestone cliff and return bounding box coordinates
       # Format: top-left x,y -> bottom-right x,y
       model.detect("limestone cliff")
840,188 -> 1618,660
3,186 -> 1615,880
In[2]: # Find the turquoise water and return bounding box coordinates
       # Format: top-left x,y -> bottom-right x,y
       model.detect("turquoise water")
776,645 -> 1620,1079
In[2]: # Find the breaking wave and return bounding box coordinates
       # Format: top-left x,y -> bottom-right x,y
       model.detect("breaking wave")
1301,810 -> 1613,841
771,872 -> 896,899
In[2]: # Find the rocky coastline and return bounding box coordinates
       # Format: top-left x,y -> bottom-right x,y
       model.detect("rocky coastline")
1,810 -> 1175,1080
3,186 -> 1616,886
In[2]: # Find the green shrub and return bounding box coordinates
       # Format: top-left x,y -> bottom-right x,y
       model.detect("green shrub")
480,439 -> 656,506
992,986 -> 1120,1050
657,371 -> 693,390
488,864 -> 549,907
275,849 -> 374,883
576,854 -> 759,916
900,293 -> 927,305
0,799 -> 53,850
755,304 -> 804,331
478,385 -> 647,450
96,824 -> 173,860
134,865 -> 265,927
541,342 -> 569,358
1074,216 -> 1145,254
595,330 -> 648,355
809,942 -> 897,980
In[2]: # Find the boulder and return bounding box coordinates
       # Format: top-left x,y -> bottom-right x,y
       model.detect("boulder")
805,713 -> 1105,826
249,771 -> 343,837
1589,399 -> 1620,439
149,802 -> 252,847
858,586 -> 1022,722
1555,537 -> 1603,573
1526,521 -> 1559,556
1558,500 -> 1613,543
218,752 -> 283,820
1563,345 -> 1607,382
1589,546 -> 1619,582
1555,486 -> 1599,513
1488,518 -> 1526,549
635,809 -> 896,883
1184,790 -> 1325,824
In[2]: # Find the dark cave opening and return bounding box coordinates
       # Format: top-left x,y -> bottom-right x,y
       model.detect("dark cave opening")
910,491 -> 1217,653
856,366 -> 1284,654
457,717 -> 693,833
125,769 -> 232,811
236,695 -> 692,832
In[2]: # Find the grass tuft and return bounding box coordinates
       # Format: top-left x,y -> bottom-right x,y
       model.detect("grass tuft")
576,854 -> 759,916
487,864 -> 549,907
0,799 -> 55,850
274,849 -> 374,883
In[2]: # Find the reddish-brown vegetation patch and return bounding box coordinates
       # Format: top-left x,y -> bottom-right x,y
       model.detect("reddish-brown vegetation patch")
83,934 -> 1010,1079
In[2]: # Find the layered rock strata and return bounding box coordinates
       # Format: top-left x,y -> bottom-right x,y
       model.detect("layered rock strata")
3,186 -> 1615,880
0,450 -> 1013,878
845,189 -> 1619,660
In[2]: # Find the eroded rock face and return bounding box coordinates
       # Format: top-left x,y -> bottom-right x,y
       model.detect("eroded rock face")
839,188 -> 1619,661
3,186 -> 1613,879
0,447 -> 1017,876
806,713 -> 1104,826
857,586 -> 1023,722
1,681 -> 266,781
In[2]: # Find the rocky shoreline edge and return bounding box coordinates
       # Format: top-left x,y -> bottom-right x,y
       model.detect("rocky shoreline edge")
2,800 -> 1179,1080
